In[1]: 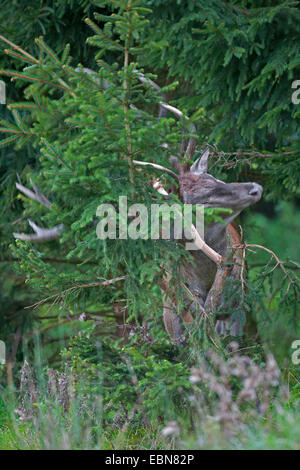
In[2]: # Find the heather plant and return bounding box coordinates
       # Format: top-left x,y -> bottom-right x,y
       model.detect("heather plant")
0,335 -> 296,450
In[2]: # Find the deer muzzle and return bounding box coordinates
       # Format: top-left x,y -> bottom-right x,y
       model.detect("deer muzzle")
248,182 -> 263,200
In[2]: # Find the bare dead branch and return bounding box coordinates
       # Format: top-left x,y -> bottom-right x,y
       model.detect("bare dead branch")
209,148 -> 298,172
235,242 -> 296,296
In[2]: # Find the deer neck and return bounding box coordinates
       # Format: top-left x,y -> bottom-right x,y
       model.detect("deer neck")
204,209 -> 241,255
179,209 -> 242,307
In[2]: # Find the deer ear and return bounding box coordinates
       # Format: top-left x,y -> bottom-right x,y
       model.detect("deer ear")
190,147 -> 210,175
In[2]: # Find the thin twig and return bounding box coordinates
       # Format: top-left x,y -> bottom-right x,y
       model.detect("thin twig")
25,275 -> 128,309
235,243 -> 295,295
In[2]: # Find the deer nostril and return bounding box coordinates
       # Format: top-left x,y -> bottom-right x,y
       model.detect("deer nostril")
249,183 -> 261,197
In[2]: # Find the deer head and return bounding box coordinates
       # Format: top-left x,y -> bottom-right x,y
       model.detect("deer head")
179,148 -> 263,212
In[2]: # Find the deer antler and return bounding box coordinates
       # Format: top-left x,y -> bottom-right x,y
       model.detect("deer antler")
159,102 -> 197,161
16,179 -> 51,208
13,220 -> 63,242
149,178 -> 223,265
74,66 -> 110,89
135,71 -> 168,118
13,179 -> 64,242
72,68 -> 198,162
134,76 -> 222,263
135,72 -> 197,162
132,159 -> 178,181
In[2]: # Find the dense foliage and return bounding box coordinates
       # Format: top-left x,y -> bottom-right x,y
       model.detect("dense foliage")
0,0 -> 299,450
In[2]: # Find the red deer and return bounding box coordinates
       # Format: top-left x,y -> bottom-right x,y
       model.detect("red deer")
131,74 -> 263,344
157,148 -> 263,344
13,69 -> 263,346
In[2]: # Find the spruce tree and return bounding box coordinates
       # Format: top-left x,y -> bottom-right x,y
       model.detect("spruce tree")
0,0 -> 298,378
0,0 -> 191,371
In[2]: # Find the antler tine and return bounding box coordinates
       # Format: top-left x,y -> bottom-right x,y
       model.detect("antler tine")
16,179 -> 51,208
72,69 -> 197,161
14,179 -> 63,242
135,71 -> 168,117
159,103 -> 197,164
133,159 -> 179,181
13,220 -> 64,242
135,72 -> 198,167
74,67 -> 110,89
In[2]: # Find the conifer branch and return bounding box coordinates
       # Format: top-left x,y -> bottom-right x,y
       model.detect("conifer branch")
26,276 -> 128,309
123,2 -> 135,189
